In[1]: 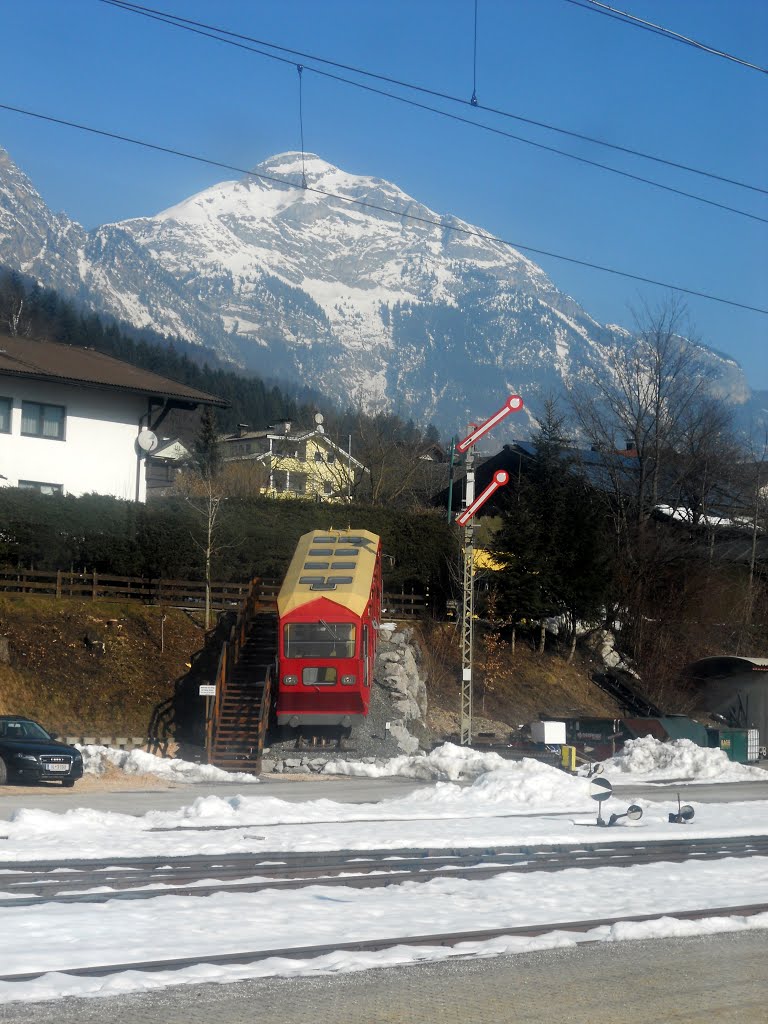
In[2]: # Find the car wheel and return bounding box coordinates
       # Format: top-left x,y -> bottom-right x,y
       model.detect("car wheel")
61,779 -> 76,788
0,758 -> 7,785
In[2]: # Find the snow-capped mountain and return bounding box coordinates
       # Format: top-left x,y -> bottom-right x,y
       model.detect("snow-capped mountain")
0,147 -> 757,432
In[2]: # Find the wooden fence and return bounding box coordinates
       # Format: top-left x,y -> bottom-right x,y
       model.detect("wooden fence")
0,568 -> 428,617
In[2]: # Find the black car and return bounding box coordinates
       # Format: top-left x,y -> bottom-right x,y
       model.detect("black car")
0,716 -> 84,787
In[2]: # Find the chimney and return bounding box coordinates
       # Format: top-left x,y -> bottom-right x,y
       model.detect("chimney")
237,423 -> 249,438
269,420 -> 292,435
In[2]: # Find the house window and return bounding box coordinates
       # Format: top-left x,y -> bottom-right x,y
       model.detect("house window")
0,397 -> 10,433
18,480 -> 63,496
272,470 -> 288,492
314,450 -> 323,462
21,401 -> 65,440
291,472 -> 307,495
323,481 -> 333,495
296,442 -> 307,462
327,451 -> 336,464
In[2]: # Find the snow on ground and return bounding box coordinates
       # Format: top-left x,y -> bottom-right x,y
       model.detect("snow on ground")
78,745 -> 260,785
1,742 -> 766,1004
2,860 -> 767,1004
0,755 -> 766,864
595,736 -> 766,783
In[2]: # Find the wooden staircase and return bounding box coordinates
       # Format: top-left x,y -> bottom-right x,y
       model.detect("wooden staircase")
207,584 -> 277,774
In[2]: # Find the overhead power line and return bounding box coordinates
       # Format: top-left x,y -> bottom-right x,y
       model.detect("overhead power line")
563,0 -> 768,75
100,0 -> 768,201
1,99 -> 766,316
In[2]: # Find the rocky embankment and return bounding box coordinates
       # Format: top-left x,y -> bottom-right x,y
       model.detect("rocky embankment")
263,624 -> 429,774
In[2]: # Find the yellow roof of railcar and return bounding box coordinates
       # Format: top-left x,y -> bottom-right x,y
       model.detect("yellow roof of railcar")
277,529 -> 381,618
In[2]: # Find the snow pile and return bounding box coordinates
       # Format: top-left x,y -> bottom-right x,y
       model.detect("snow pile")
323,742 -> 520,781
78,745 -> 260,785
599,736 -> 765,782
319,743 -> 594,812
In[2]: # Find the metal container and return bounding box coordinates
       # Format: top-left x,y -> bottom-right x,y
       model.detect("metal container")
707,727 -> 758,764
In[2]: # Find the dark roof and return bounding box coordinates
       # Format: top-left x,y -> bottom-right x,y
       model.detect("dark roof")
0,333 -> 227,407
689,656 -> 768,679
434,440 -> 640,511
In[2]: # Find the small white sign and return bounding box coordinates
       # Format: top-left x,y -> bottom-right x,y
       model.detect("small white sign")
199,684 -> 216,697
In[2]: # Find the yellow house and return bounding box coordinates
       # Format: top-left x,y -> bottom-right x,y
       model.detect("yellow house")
218,419 -> 367,501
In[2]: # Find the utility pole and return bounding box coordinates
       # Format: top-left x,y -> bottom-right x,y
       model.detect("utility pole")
455,395 -> 524,746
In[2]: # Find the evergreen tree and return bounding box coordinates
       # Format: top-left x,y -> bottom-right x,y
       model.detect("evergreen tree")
492,401 -> 612,653
192,407 -> 221,480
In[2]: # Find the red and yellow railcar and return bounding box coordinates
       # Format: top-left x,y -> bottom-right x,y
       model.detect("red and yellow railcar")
275,529 -> 382,731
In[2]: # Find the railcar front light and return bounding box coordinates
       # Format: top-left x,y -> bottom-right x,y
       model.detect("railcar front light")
282,674 -> 298,686
341,674 -> 356,686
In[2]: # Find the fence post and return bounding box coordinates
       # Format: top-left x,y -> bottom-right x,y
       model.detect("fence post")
56,570 -> 62,600
92,570 -> 98,600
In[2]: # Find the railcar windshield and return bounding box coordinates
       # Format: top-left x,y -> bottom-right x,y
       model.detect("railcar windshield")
284,622 -> 356,659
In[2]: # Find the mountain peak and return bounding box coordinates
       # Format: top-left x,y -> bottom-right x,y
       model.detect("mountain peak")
254,152 -> 339,181
0,144 -> 754,433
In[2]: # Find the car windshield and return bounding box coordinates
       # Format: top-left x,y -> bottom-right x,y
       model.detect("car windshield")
0,719 -> 51,740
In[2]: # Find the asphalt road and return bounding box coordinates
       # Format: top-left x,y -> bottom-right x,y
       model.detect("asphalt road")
613,778 -> 768,803
0,775 -> 432,819
0,772 -> 767,819
5,929 -> 766,1024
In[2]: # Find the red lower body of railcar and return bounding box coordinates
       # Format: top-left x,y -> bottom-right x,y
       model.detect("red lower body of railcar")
276,602 -> 375,729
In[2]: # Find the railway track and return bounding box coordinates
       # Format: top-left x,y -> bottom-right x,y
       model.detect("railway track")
2,901 -> 767,984
1,835 -> 767,907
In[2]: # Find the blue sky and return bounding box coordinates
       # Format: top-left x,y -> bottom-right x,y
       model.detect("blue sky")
1,0 -> 766,387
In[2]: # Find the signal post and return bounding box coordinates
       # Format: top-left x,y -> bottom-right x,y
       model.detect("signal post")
455,395 -> 524,745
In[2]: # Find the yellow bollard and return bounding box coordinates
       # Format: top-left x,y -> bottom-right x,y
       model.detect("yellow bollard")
561,745 -> 577,773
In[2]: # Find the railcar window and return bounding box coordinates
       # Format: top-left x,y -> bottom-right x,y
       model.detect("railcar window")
309,549 -> 334,556
303,562 -> 330,570
284,623 -> 356,658
331,562 -> 356,569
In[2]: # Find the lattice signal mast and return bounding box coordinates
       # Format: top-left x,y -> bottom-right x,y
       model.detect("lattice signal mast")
455,396 -> 524,745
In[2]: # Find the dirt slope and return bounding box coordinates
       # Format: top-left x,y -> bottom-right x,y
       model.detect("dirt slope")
0,597 -> 625,747
416,622 -> 625,741
0,596 -> 206,736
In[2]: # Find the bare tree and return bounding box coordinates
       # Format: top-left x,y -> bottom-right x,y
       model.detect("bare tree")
349,411 -> 443,506
569,297 -> 734,665
213,460 -> 269,498
572,297 -> 713,528
175,471 -> 222,631
0,271 -> 32,336
740,429 -> 768,636
666,399 -> 743,537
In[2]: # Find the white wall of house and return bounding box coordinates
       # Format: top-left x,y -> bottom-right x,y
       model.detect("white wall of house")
0,378 -> 150,501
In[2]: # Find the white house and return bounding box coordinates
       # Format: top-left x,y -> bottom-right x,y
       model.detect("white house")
0,333 -> 225,502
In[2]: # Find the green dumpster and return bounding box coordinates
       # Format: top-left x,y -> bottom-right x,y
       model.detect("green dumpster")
706,727 -> 758,764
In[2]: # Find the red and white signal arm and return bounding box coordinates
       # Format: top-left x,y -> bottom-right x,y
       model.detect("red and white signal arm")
457,395 -> 523,453
456,470 -> 510,526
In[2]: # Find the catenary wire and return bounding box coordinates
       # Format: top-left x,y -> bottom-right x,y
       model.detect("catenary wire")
96,0 -> 768,225
99,0 -> 768,198
297,65 -> 307,189
562,0 -> 768,75
0,99 -> 765,316
471,0 -> 479,105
